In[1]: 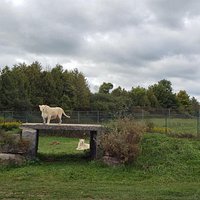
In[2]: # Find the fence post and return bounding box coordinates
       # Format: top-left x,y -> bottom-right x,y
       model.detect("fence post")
165,112 -> 168,134
97,111 -> 100,123
25,112 -> 28,123
168,108 -> 171,118
3,111 -> 5,125
168,108 -> 171,132
77,111 -> 80,123
197,108 -> 200,138
12,111 -> 14,120
142,109 -> 144,121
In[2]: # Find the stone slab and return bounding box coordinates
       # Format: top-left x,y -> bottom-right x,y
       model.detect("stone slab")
20,123 -> 103,131
0,153 -> 26,165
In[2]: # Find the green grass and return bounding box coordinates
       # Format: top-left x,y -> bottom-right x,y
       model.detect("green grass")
38,136 -> 85,154
1,134 -> 200,199
144,117 -> 198,135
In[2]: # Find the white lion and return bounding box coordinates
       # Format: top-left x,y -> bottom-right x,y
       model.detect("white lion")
39,105 -> 70,124
76,139 -> 90,150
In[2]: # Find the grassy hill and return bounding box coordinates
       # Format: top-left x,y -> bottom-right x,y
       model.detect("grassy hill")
137,134 -> 200,177
0,134 -> 200,199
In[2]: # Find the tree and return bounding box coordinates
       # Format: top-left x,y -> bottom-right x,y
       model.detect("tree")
190,97 -> 199,115
129,86 -> 150,107
70,69 -> 90,110
0,64 -> 33,110
90,93 -> 116,112
24,62 -> 43,107
50,65 -> 64,106
146,88 -> 159,108
0,62 -> 199,113
40,71 -> 56,105
0,66 -> 15,109
149,79 -> 177,108
61,70 -> 76,110
99,82 -> 113,94
11,64 -> 32,110
176,90 -> 191,113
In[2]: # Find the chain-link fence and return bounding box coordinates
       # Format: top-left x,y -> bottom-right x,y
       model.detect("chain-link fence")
0,108 -> 200,137
128,108 -> 200,137
0,111 -> 114,124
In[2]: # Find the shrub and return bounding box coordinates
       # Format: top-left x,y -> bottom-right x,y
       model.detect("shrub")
152,127 -> 172,134
0,117 -> 4,123
0,122 -> 21,131
100,118 -> 145,164
145,121 -> 155,132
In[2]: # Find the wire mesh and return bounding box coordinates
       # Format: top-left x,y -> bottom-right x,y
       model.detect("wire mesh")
0,108 -> 199,136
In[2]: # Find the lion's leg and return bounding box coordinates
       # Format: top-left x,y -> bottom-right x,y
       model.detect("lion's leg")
43,117 -> 46,124
42,113 -> 46,124
47,116 -> 51,124
58,114 -> 62,124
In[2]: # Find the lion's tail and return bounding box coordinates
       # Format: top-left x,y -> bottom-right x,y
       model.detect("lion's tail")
63,110 -> 70,118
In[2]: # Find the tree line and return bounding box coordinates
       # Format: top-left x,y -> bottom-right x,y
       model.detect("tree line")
0,62 -> 199,115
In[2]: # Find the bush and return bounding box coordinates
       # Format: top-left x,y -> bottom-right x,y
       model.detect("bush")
100,118 -> 145,164
145,121 -> 155,132
0,122 -> 21,131
0,117 -> 4,123
151,127 -> 172,134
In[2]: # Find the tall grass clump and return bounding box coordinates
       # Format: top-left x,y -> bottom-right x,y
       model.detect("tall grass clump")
100,118 -> 145,165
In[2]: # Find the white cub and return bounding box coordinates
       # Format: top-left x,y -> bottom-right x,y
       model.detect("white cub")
39,105 -> 70,124
76,139 -> 90,150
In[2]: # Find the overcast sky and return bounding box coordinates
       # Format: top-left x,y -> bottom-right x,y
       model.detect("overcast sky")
1,0 -> 200,100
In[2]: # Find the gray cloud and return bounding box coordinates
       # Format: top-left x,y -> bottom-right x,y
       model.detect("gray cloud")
0,0 -> 200,100
147,0 -> 200,28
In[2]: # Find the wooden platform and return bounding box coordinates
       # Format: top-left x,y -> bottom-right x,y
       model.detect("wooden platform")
20,123 -> 104,160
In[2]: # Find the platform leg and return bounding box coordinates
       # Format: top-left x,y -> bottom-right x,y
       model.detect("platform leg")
90,131 -> 97,159
21,128 -> 39,159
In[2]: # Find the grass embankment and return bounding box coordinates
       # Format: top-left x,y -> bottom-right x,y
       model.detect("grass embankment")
0,134 -> 200,199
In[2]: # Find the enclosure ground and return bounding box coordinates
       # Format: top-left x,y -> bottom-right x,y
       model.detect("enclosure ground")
0,134 -> 200,200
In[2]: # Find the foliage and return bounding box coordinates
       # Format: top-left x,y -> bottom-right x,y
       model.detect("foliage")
129,86 -> 150,107
0,62 -> 199,114
151,127 -> 172,134
100,118 -> 145,164
90,93 -> 117,112
0,117 -> 4,123
99,82 -> 113,94
0,63 -> 90,111
149,79 -> 177,108
145,120 -> 155,132
0,121 -> 21,131
70,69 -> 90,110
176,90 -> 198,115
